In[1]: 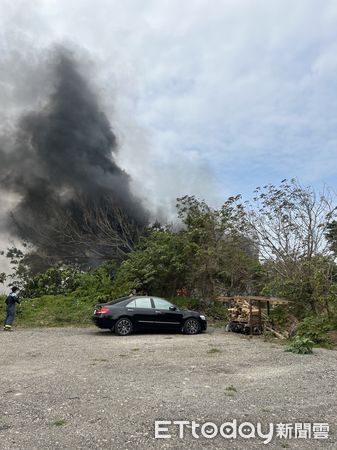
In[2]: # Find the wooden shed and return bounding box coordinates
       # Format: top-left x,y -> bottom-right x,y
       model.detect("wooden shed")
216,295 -> 290,335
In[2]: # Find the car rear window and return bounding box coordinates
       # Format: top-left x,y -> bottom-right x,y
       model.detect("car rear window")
106,296 -> 131,305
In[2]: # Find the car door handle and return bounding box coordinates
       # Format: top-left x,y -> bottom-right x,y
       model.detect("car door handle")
155,311 -> 162,314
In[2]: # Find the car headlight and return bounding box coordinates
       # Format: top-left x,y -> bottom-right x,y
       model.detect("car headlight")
200,315 -> 206,321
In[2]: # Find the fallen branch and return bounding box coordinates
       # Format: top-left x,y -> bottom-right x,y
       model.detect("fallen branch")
265,326 -> 288,340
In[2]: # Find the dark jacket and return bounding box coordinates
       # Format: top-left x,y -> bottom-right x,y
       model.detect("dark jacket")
5,293 -> 20,306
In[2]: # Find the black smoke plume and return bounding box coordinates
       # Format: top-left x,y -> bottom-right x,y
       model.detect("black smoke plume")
0,48 -> 149,270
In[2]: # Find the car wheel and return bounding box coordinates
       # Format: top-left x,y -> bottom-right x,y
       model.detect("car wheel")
183,318 -> 201,335
115,318 -> 133,336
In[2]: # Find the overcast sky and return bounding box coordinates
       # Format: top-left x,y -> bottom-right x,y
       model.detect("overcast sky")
2,0 -> 337,207
1,0 -> 337,273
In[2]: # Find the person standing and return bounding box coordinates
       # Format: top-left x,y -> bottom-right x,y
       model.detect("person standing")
4,286 -> 20,331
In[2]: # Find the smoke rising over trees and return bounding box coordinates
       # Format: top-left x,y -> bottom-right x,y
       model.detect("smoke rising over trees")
0,47 -> 149,269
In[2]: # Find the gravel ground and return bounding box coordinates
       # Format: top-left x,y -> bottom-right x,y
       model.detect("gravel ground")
0,327 -> 336,449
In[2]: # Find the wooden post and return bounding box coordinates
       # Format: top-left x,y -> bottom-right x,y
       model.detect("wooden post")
267,301 -> 270,316
258,302 -> 262,332
249,300 -> 253,335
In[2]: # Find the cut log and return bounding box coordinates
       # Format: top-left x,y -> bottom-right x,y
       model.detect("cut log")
265,326 -> 288,340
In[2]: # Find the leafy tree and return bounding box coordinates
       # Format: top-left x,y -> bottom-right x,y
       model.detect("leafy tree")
3,246 -> 29,289
248,179 -> 336,314
1,244 -> 52,289
112,229 -> 190,298
326,220 -> 337,256
23,265 -> 83,297
262,256 -> 337,316
21,260 -> 118,300
176,195 -> 260,300
112,196 -> 261,302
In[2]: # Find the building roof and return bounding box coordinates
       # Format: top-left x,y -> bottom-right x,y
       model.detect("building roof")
216,295 -> 290,305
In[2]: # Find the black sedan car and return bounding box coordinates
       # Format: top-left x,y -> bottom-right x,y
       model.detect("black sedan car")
92,296 -> 207,336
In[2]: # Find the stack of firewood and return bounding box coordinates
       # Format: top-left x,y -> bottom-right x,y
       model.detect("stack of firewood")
228,299 -> 259,322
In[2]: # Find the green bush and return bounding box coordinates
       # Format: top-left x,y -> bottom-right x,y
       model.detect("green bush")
0,295 -> 6,320
328,314 -> 337,330
0,294 -> 95,328
23,265 -> 83,297
204,302 -> 229,321
22,261 -> 117,301
285,336 -> 314,354
170,296 -> 200,310
268,305 -> 289,328
296,316 -> 331,344
171,297 -> 228,321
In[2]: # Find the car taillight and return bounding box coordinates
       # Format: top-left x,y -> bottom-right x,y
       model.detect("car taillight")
97,307 -> 109,314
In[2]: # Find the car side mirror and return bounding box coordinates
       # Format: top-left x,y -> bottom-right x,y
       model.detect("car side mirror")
169,306 -> 177,311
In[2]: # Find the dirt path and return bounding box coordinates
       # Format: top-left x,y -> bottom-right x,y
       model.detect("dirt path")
0,328 -> 336,449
